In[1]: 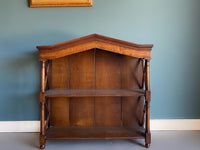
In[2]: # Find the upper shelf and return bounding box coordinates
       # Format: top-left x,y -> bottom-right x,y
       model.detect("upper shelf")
37,34 -> 153,60
45,89 -> 145,98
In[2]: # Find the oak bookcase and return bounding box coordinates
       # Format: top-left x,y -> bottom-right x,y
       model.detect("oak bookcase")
37,34 -> 153,149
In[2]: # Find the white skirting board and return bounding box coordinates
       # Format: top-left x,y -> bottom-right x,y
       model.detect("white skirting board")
0,121 -> 40,132
0,120 -> 200,132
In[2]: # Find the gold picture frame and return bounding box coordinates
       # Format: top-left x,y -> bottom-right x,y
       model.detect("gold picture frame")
30,0 -> 93,7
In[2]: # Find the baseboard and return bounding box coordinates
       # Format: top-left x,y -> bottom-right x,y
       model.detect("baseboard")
150,119 -> 200,130
0,121 -> 40,132
0,119 -> 200,132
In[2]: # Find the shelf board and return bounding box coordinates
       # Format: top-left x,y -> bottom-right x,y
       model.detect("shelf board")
46,126 -> 145,140
45,89 -> 145,98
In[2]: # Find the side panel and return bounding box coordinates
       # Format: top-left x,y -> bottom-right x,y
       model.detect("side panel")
121,56 -> 144,127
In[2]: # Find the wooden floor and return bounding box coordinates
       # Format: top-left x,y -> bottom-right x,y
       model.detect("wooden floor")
0,131 -> 200,150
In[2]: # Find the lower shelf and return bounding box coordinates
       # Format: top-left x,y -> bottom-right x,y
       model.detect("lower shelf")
46,126 -> 145,140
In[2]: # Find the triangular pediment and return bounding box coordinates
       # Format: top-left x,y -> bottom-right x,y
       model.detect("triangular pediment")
37,34 -> 153,60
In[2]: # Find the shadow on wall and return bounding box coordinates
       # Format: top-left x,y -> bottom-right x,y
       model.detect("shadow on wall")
0,31 -> 77,120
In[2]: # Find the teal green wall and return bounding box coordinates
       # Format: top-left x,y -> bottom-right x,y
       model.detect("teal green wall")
0,0 -> 200,120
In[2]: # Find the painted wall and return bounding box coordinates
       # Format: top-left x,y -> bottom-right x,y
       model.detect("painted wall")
0,0 -> 200,121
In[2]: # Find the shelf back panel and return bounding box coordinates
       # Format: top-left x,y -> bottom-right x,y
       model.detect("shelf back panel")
95,50 -> 121,126
70,50 -> 95,126
48,49 -> 144,127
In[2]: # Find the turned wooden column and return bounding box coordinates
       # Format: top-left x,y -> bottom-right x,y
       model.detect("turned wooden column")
40,60 -> 46,149
145,60 -> 151,148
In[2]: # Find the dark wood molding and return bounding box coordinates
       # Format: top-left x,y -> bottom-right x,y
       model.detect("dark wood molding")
37,34 -> 153,60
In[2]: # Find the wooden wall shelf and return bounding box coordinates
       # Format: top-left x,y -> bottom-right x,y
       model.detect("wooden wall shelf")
37,34 -> 153,149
